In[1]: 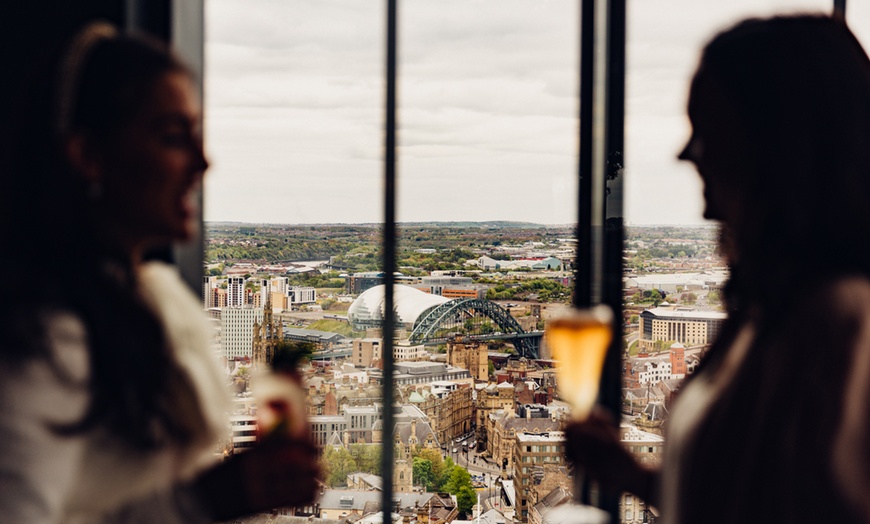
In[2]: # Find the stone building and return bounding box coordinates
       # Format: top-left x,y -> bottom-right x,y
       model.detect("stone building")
407,382 -> 474,445
487,408 -> 560,474
475,382 -> 516,451
512,431 -> 566,522
619,424 -> 664,524
528,483 -> 572,524
446,336 -> 489,381
638,307 -> 726,351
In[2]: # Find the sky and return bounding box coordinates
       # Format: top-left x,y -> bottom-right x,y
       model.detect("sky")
203,0 -> 870,226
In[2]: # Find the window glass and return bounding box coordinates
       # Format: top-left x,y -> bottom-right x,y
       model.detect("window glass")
397,2 -> 576,515
204,0 -> 383,494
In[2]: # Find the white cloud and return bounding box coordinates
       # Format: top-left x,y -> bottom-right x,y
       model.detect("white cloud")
204,0 -> 836,225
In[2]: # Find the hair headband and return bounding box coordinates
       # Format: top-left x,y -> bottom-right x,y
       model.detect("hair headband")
55,21 -> 119,137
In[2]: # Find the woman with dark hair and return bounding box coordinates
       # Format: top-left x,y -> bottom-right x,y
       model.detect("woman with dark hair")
566,15 -> 870,523
0,23 -> 318,522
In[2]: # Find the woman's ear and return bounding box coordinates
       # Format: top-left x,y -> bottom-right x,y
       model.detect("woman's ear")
64,133 -> 103,184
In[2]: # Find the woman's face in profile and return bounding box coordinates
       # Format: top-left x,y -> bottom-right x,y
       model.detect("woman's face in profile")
98,72 -> 208,248
679,71 -> 751,227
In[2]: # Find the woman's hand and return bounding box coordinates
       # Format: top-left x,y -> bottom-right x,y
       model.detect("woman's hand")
193,435 -> 320,520
564,410 -> 658,504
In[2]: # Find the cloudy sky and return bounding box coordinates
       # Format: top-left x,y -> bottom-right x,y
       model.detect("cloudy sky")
203,0 -> 870,225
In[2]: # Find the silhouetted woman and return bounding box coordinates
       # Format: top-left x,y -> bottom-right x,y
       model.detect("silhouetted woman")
0,23 -> 318,523
566,15 -> 870,523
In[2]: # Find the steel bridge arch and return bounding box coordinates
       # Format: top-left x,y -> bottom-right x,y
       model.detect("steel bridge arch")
410,299 -> 535,356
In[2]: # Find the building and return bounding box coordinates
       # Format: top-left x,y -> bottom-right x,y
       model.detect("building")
488,409 -> 560,474
347,284 -> 449,331
475,383 -> 517,451
389,362 -> 472,386
345,272 -> 420,295
353,338 -> 382,367
446,337 -> 488,381
316,490 -> 436,520
420,276 -> 488,300
625,271 -> 729,294
352,338 -> 428,368
309,405 -> 382,447
638,307 -> 726,351
512,431 -> 566,522
229,414 -> 257,451
220,306 -> 264,359
288,285 -> 317,305
409,382 -> 474,445
286,327 -> 347,349
528,484 -> 572,524
227,276 -> 245,307
619,425 -> 664,524
202,276 -> 217,308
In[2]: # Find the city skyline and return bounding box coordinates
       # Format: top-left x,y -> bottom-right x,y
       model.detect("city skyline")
203,0 -> 868,226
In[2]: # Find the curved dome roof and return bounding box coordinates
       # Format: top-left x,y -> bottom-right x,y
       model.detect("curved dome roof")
348,284 -> 450,328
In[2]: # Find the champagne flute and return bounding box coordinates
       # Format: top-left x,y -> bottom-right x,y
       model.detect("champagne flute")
545,304 -> 613,523
548,304 -> 613,421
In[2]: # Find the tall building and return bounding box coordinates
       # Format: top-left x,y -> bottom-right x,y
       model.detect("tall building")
220,307 -> 264,359
512,431 -> 566,522
227,276 -> 245,307
202,276 -> 217,309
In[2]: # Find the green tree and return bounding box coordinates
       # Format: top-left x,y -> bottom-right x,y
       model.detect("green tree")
488,361 -> 495,378
349,444 -> 381,475
456,486 -> 477,517
707,290 -> 722,305
413,457 -> 434,491
323,446 -> 357,487
442,465 -> 473,495
415,448 -> 448,490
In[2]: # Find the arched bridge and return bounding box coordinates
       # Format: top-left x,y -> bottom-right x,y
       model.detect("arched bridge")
410,298 -> 542,358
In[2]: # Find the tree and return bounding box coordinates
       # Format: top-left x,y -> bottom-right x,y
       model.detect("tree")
413,457 -> 434,491
415,448 -> 448,490
442,465 -> 473,495
456,486 -> 477,517
488,361 -> 495,378
323,446 -> 357,487
707,290 -> 722,305
349,444 -> 381,475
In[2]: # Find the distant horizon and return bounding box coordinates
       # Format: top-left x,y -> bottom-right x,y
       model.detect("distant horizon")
204,219 -> 717,228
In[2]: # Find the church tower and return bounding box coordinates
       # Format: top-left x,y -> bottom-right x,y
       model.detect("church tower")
252,289 -> 283,368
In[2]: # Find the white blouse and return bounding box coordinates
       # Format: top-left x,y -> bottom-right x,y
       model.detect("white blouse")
0,262 -> 229,524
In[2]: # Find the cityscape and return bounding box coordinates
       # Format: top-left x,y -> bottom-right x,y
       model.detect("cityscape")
204,223 -> 725,524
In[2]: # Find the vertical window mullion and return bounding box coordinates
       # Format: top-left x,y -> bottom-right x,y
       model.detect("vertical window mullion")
381,0 -> 398,521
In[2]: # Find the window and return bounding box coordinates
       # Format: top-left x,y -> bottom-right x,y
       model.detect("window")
194,0 -> 849,523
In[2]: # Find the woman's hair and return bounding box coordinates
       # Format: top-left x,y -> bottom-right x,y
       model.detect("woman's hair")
697,15 -> 870,319
0,23 -> 200,449
683,17 -> 870,521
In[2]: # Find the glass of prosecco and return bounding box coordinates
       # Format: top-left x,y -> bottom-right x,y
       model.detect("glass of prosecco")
547,305 -> 613,421
545,304 -> 613,524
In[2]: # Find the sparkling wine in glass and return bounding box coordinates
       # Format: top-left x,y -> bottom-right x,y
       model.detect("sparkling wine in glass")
547,305 -> 613,420
546,305 -> 614,522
